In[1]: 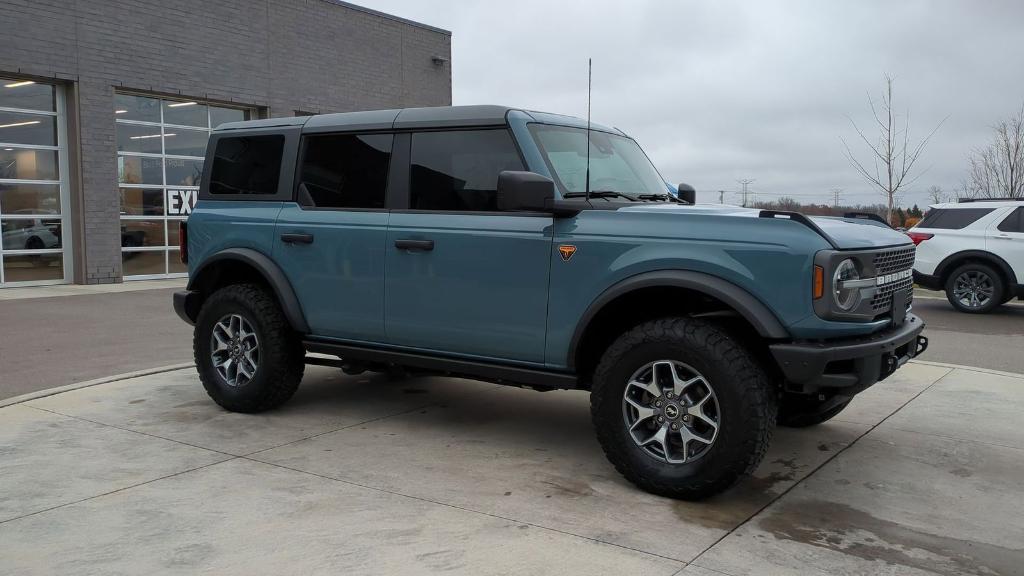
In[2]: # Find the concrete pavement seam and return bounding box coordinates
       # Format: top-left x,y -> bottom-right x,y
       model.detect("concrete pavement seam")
0,457 -> 235,527
239,456 -> 690,565
0,363 -> 195,408
874,424 -> 1024,454
685,365 -> 957,568
909,359 -> 1024,379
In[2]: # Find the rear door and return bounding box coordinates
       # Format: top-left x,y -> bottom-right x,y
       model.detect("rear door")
988,206 -> 1024,281
274,132 -> 394,341
384,129 -> 553,363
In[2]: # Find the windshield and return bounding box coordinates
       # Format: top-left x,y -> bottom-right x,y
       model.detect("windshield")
528,124 -> 669,199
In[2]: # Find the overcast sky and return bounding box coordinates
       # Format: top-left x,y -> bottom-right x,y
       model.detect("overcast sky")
367,0 -> 1024,207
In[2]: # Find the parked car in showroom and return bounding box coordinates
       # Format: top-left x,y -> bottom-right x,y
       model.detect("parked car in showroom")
910,198 -> 1024,313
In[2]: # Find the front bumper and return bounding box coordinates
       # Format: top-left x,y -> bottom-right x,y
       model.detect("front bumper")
173,290 -> 200,326
770,314 -> 927,394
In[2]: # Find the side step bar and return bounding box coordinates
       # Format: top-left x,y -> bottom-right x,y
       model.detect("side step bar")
302,340 -> 579,390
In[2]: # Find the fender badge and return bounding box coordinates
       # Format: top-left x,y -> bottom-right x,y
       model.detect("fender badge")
558,245 -> 577,261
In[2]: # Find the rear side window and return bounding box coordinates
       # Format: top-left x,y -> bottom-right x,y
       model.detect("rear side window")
997,207 -> 1023,232
209,135 -> 284,195
916,208 -> 994,230
297,133 -> 392,209
409,130 -> 524,211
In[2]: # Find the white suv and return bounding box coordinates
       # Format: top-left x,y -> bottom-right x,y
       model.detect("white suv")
910,199 -> 1024,313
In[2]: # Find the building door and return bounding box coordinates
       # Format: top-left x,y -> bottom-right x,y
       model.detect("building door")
115,93 -> 251,279
385,129 -> 553,364
0,77 -> 71,286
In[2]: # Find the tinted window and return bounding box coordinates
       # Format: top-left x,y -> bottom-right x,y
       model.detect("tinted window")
917,208 -> 994,230
410,130 -> 524,211
997,207 -> 1023,233
298,134 -> 392,209
209,135 -> 284,195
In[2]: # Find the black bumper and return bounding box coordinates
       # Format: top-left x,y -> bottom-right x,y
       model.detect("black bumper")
770,314 -> 927,394
912,270 -> 943,291
173,290 -> 200,325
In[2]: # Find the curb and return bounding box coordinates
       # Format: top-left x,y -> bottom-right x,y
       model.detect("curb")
0,363 -> 195,409
909,359 -> 1024,380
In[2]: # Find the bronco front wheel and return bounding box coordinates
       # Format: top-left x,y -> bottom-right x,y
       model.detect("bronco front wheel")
590,317 -> 776,500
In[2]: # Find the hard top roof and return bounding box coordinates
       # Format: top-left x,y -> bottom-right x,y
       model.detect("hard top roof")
214,105 -> 621,134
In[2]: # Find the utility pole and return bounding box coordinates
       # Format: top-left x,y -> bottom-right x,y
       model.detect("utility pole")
737,179 -> 755,207
718,190 -> 724,204
831,187 -> 843,208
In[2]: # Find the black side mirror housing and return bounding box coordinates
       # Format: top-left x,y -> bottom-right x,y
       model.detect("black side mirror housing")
497,171 -> 555,212
676,183 -> 696,205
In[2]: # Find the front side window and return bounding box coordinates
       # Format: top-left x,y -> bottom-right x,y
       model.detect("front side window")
529,124 -> 668,199
298,133 -> 392,209
209,135 -> 284,196
997,207 -> 1023,233
409,130 -> 524,211
917,208 -> 995,230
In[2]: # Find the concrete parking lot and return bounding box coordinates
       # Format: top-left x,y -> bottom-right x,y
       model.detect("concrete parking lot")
1,360 -> 1021,575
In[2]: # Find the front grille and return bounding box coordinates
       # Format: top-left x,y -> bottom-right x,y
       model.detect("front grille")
870,246 -> 916,312
874,246 -> 915,276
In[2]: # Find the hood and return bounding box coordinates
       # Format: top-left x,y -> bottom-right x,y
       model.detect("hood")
615,203 -> 912,250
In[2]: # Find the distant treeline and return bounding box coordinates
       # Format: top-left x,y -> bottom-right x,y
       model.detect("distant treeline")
750,199 -> 925,227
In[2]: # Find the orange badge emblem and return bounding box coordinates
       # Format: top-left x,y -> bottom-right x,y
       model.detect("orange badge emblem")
558,245 -> 577,262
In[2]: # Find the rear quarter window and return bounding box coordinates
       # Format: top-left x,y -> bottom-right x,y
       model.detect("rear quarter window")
916,208 -> 994,230
209,135 -> 285,196
997,207 -> 1023,232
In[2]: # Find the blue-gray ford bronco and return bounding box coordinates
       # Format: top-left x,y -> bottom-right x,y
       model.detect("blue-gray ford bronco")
173,105 -> 927,499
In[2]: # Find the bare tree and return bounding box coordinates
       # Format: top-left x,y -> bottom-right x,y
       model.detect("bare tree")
926,185 -> 946,205
964,105 -> 1024,199
842,74 -> 944,223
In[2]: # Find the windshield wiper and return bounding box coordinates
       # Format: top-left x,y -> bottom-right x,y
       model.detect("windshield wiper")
564,191 -> 637,201
636,193 -> 684,203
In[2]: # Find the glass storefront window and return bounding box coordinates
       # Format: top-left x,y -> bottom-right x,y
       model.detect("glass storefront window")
116,92 -> 251,278
0,110 -> 57,146
0,148 -> 59,181
1,78 -> 67,286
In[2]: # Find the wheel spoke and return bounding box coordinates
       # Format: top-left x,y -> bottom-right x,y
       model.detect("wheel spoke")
627,378 -> 661,399
640,425 -> 669,460
674,375 -> 704,398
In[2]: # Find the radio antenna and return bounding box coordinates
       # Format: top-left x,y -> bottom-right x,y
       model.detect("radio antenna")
585,58 -> 592,203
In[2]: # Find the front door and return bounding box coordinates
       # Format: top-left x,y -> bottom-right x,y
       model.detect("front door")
274,132 -> 394,341
385,129 -> 552,363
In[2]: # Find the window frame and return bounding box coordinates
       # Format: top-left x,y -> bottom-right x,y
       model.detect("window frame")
391,127 -> 536,216
292,130 -> 396,213
199,126 -> 300,202
917,207 -> 996,230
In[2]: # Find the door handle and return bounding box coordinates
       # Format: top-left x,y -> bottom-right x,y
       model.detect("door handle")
281,233 -> 314,244
394,239 -> 434,251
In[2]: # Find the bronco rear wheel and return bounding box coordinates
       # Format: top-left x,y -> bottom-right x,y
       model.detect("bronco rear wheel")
590,317 -> 776,500
194,283 -> 304,413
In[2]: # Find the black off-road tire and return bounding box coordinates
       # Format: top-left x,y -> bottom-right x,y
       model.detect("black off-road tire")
944,262 -> 1004,314
778,394 -> 851,427
590,317 -> 776,500
194,283 -> 305,413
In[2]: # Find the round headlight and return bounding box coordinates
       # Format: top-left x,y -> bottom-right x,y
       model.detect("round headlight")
833,259 -> 861,311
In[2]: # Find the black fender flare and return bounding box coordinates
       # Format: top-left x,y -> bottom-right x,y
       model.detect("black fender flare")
568,270 -> 789,369
934,250 -> 1018,286
187,247 -> 310,333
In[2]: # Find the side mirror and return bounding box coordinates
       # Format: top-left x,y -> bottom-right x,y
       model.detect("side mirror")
676,183 -> 696,205
497,171 -> 555,212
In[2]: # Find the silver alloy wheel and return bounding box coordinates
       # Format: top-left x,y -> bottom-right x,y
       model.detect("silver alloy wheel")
211,314 -> 259,387
622,360 -> 720,464
953,270 -> 994,309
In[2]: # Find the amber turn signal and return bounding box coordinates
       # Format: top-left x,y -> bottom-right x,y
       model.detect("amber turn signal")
813,265 -> 824,299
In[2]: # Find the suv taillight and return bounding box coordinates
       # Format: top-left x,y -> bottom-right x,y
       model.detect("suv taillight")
178,221 -> 188,263
906,231 -> 933,246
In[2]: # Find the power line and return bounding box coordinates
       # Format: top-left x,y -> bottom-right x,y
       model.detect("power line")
831,187 -> 843,207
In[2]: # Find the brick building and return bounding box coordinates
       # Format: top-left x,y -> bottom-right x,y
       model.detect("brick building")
0,0 -> 451,286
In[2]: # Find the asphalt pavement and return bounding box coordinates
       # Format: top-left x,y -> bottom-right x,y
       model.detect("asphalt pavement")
910,289 -> 1024,374
0,285 -> 1020,402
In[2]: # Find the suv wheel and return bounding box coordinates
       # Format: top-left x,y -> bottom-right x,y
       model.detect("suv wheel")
194,283 -> 305,412
590,317 -> 776,500
945,262 -> 1004,314
778,393 -> 851,427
